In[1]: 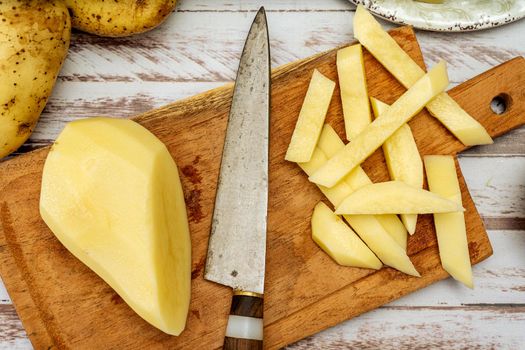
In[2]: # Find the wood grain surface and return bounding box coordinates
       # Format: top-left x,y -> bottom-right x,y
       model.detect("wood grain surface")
0,24 -> 524,349
0,1 -> 524,349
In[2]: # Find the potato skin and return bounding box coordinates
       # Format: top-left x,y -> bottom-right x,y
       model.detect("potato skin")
0,0 -> 71,158
65,0 -> 177,37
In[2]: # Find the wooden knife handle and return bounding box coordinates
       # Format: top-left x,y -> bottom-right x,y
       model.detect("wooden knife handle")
223,291 -> 264,350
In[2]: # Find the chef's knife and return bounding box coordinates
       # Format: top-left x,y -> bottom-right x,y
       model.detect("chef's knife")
204,7 -> 270,350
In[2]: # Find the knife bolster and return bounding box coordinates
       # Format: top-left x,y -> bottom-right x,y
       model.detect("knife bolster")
223,294 -> 264,349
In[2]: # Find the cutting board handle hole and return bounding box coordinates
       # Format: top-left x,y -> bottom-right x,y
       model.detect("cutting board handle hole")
490,93 -> 511,115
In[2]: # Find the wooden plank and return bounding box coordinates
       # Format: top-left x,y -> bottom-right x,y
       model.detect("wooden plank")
60,12 -> 525,84
481,217 -> 525,230
390,230 -> 525,306
0,305 -> 30,350
2,303 -> 524,350
459,157 -> 525,220
176,0 -> 354,11
418,27 -> 525,85
286,305 -> 525,349
461,128 -> 525,156
33,82 -> 225,139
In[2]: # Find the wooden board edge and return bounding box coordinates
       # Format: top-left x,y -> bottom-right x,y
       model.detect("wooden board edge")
0,203 -> 57,349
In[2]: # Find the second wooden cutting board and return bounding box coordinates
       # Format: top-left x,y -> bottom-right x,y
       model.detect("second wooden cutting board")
0,26 -> 524,349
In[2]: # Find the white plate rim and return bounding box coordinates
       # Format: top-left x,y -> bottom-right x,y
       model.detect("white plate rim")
349,0 -> 525,32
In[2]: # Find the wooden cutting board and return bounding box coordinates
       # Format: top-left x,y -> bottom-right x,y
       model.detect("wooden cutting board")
0,26 -> 524,350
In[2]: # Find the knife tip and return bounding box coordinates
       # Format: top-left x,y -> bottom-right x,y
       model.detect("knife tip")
256,6 -> 267,20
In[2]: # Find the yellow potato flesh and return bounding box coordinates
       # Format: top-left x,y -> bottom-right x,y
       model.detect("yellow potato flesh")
426,93 -> 493,146
40,117 -> 191,335
315,125 -> 408,250
299,128 -> 420,276
353,5 -> 492,146
424,155 -> 473,288
285,69 -> 336,162
311,202 -> 382,269
337,44 -> 371,140
336,181 -> 464,215
310,61 -> 449,187
370,98 -> 423,234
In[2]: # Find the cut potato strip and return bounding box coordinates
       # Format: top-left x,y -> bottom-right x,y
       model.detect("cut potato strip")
336,181 -> 464,215
353,5 -> 492,146
370,97 -> 422,235
285,69 -> 336,162
316,125 -> 408,250
299,148 -> 356,208
298,147 -> 406,251
300,153 -> 416,274
311,202 -> 383,269
426,93 -> 493,146
343,214 -> 419,276
309,61 -> 449,187
337,44 -> 371,140
424,155 -> 473,288
374,215 -> 409,249
298,130 -> 419,275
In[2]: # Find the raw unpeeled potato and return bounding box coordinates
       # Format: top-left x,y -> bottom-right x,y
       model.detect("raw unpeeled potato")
65,0 -> 177,37
1,0 -> 179,159
0,0 -> 71,158
40,117 -> 191,335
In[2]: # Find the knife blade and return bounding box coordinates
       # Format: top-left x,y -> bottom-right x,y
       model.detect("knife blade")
204,7 -> 270,349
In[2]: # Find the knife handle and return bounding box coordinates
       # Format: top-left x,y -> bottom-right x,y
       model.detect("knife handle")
223,291 -> 264,350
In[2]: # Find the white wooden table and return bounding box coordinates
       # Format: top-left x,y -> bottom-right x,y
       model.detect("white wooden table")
1,1 -> 524,348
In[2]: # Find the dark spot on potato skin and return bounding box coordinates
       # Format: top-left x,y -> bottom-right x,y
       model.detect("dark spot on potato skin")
136,0 -> 148,9
2,97 -> 16,111
16,122 -> 32,137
